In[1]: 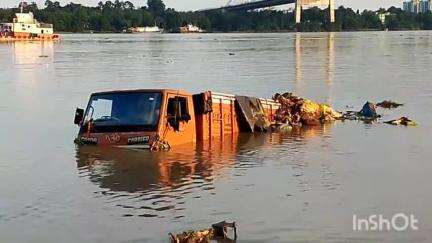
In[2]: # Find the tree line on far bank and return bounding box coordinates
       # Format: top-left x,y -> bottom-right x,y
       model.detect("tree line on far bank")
1,0 -> 432,32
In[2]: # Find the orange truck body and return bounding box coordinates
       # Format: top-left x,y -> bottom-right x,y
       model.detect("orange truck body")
75,89 -> 280,149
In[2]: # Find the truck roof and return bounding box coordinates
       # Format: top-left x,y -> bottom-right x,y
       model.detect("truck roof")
91,89 -> 192,96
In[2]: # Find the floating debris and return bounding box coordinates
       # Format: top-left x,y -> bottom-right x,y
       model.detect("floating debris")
271,123 -> 292,132
169,221 -> 237,243
339,101 -> 418,126
300,100 -> 342,125
341,111 -> 359,121
376,100 -> 404,109
384,117 -> 418,126
273,92 -> 303,127
272,92 -> 342,129
169,229 -> 212,243
150,136 -> 171,151
342,101 -> 381,122
359,101 -> 379,119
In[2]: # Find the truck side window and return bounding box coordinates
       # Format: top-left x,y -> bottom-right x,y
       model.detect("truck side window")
167,96 -> 189,118
167,96 -> 191,130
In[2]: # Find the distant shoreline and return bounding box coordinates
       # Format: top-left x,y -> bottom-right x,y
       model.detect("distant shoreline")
57,29 -> 430,35
2,1 -> 430,33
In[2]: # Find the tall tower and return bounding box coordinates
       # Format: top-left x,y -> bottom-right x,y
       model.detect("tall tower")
329,0 -> 335,23
295,1 -> 302,24
295,0 -> 335,24
413,0 -> 420,13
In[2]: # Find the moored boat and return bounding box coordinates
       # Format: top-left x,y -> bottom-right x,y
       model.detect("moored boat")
126,25 -> 163,33
0,10 -> 59,42
179,24 -> 204,33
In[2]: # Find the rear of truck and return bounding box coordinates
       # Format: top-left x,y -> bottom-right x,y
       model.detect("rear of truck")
193,91 -> 280,141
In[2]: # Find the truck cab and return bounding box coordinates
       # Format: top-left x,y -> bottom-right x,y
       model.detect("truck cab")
74,89 -> 196,149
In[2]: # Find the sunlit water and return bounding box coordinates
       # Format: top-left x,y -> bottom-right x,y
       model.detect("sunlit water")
1,32 -> 432,242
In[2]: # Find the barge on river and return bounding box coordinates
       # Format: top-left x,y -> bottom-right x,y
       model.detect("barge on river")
0,11 -> 59,42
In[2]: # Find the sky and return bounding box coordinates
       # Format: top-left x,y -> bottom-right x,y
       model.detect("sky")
0,0 -> 402,11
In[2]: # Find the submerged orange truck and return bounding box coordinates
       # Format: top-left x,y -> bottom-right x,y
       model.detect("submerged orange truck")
74,89 -> 280,149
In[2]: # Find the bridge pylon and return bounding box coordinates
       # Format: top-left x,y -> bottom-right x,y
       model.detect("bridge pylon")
295,0 -> 335,24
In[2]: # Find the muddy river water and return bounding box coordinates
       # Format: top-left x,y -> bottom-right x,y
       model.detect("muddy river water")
1,32 -> 432,242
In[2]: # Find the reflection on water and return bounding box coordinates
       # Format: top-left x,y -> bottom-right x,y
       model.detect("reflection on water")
75,126 -> 333,218
12,41 -> 54,66
295,32 -> 334,104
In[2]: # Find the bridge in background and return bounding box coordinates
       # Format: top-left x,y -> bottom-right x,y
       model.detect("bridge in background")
199,0 -> 335,23
200,0 -> 295,12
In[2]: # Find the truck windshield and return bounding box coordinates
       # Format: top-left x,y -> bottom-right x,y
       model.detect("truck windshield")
83,92 -> 162,132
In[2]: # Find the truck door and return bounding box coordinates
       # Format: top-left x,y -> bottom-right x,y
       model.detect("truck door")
162,93 -> 196,146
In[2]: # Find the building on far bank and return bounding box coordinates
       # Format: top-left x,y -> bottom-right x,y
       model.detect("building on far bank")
378,12 -> 392,24
403,0 -> 432,13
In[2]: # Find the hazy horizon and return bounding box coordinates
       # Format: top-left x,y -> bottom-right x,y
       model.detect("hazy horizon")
0,0 -> 401,11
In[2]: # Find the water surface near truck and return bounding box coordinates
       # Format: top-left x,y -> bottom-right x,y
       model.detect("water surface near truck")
1,32 -> 432,242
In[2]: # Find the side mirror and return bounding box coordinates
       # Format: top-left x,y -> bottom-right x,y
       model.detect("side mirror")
74,108 -> 84,125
